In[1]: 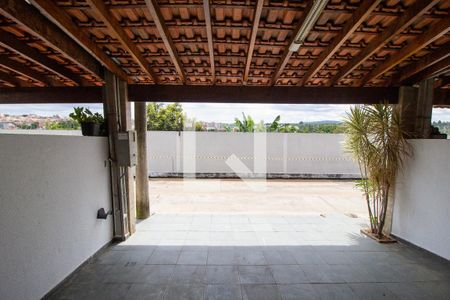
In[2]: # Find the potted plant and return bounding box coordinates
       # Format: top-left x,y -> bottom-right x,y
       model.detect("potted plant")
69,107 -> 105,136
343,104 -> 412,242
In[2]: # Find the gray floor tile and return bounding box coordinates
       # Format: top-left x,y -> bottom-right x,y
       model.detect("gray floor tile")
206,266 -> 240,284
164,284 -> 205,300
142,265 -> 176,284
207,249 -> 236,265
292,251 -> 326,265
278,284 -> 318,300
319,251 -> 354,264
177,250 -> 208,265
415,281 -> 450,300
383,282 -> 430,300
49,213 -> 450,299
311,283 -> 358,300
241,284 -> 281,300
269,265 -> 308,284
301,265 -> 346,283
234,250 -> 267,265
349,283 -> 400,299
50,282 -> 131,300
104,264 -> 148,284
172,265 -> 207,284
263,250 -> 297,265
96,250 -> 126,265
238,266 -> 276,284
126,283 -> 166,300
146,249 -> 181,264
205,284 -> 242,300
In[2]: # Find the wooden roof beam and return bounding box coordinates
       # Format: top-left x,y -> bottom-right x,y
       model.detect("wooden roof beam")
271,0 -> 316,85
202,0 -> 215,84
300,0 -> 382,86
243,0 -> 264,83
0,55 -> 51,86
330,0 -> 440,86
0,29 -> 84,86
84,0 -> 156,83
0,0 -> 102,81
144,0 -> 186,84
0,71 -> 23,87
30,0 -> 129,83
394,41 -> 450,85
362,17 -> 450,86
403,56 -> 450,85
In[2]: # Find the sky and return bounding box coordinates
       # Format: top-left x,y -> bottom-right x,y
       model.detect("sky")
0,103 -> 449,123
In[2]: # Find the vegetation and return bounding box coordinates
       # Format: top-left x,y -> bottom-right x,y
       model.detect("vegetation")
343,104 -> 411,239
17,122 -> 39,130
432,121 -> 450,135
69,107 -> 104,124
146,103 -> 184,131
234,113 -> 256,132
232,112 -> 344,133
45,119 -> 80,130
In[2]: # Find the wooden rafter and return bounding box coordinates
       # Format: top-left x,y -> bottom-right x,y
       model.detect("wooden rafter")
404,56 -> 450,85
243,0 -> 264,83
0,71 -> 22,87
300,0 -> 382,86
84,0 -> 156,83
0,0 -> 102,81
361,18 -> 450,86
30,0 -> 129,83
202,0 -> 215,83
144,0 -> 186,83
0,55 -> 51,86
330,0 -> 440,86
0,29 -> 83,86
271,0 -> 315,85
394,42 -> 450,85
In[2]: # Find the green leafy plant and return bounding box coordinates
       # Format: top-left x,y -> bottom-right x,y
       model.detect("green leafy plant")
69,107 -> 104,124
343,104 -> 412,238
234,113 -> 255,132
267,115 -> 281,132
146,103 -> 184,131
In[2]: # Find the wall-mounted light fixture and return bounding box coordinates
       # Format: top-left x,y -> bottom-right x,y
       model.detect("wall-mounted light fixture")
289,0 -> 330,52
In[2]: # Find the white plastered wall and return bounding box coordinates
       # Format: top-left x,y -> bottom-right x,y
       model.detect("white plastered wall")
393,139 -> 450,260
0,134 -> 113,300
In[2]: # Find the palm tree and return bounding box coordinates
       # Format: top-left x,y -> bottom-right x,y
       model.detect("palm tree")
343,104 -> 411,239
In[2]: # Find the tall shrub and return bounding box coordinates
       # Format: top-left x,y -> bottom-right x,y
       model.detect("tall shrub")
344,104 -> 411,238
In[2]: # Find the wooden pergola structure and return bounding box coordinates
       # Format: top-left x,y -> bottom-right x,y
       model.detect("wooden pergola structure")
0,0 -> 448,99
0,0 -> 449,238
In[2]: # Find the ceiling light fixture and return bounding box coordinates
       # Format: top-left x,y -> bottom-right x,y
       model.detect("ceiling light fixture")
289,0 -> 330,52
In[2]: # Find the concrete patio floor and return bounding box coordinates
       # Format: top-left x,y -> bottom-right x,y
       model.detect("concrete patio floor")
49,180 -> 450,299
150,179 -> 368,217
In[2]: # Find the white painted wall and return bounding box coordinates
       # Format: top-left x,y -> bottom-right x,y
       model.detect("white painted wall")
0,134 -> 112,300
393,139 -> 450,260
147,131 -> 359,177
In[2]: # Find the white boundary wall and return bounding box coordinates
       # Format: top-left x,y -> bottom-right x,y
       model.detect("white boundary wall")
147,131 -> 359,177
393,140 -> 450,260
0,134 -> 112,299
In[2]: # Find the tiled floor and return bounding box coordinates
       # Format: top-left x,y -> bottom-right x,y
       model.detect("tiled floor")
50,213 -> 450,299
